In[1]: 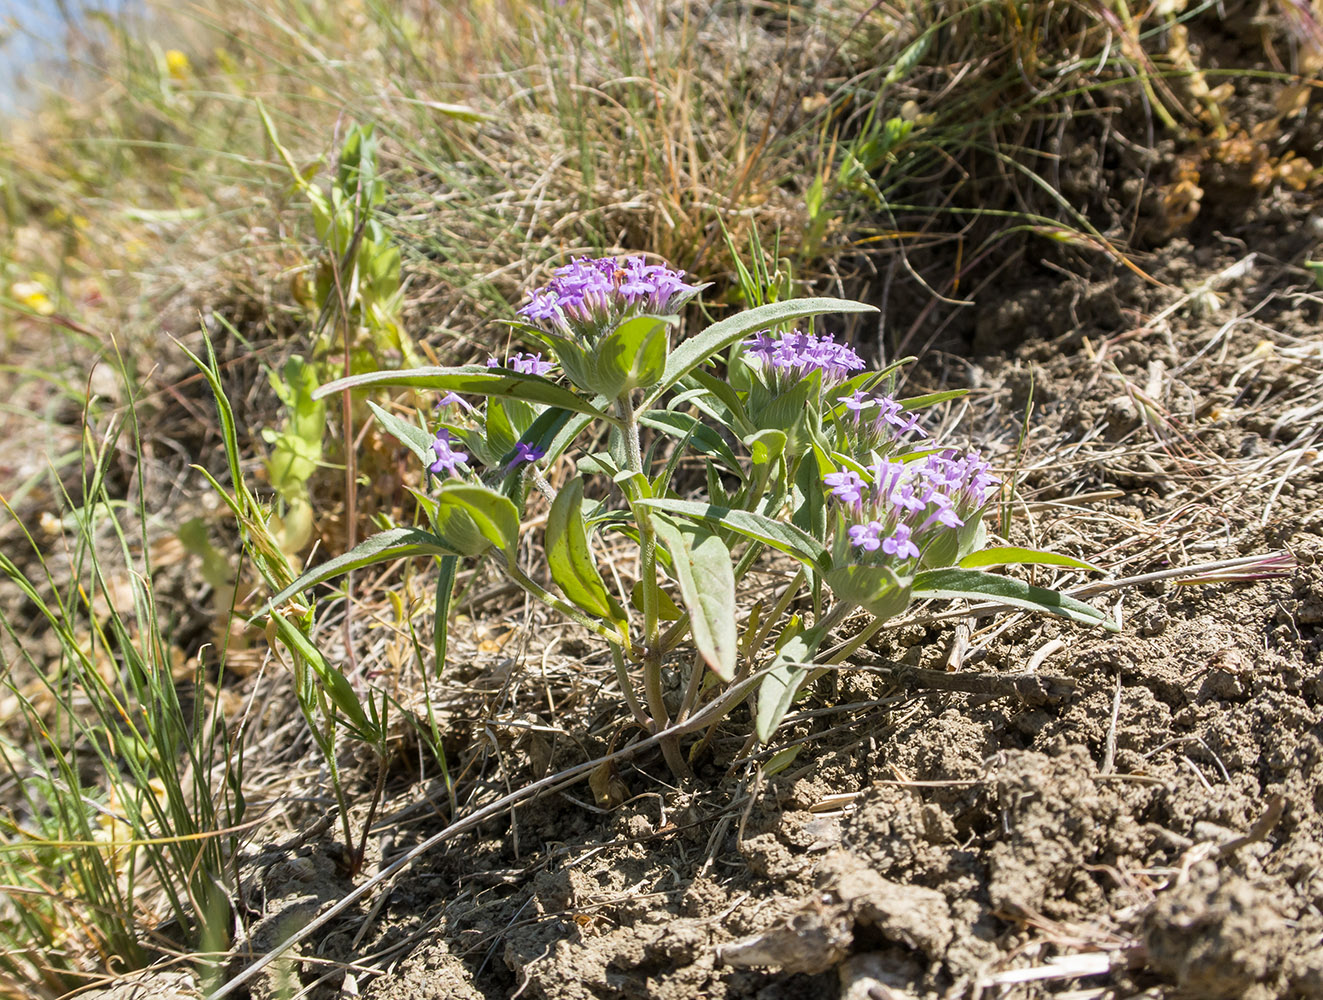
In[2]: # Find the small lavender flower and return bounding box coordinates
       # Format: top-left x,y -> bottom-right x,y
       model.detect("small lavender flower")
436,391 -> 473,412
504,442 -> 546,471
824,469 -> 867,506
834,389 -> 927,455
880,523 -> 920,559
487,352 -> 556,376
848,521 -> 885,552
742,328 -> 865,392
429,429 -> 468,478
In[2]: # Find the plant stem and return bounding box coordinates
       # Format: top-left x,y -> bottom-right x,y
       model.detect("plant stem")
615,392 -> 687,779
504,563 -> 625,647
611,642 -> 653,730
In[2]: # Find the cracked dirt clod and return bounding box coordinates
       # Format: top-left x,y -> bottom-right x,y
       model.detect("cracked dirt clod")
1141,861 -> 1323,1000
717,865 -> 952,976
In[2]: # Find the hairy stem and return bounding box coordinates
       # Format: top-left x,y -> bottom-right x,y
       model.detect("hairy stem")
616,392 -> 687,778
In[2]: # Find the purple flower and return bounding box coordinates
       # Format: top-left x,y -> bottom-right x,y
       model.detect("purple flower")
834,390 -> 928,455
849,521 -> 885,552
915,494 -> 964,534
516,255 -> 698,340
743,328 -> 864,390
825,453 -> 984,567
436,391 -> 473,412
824,470 -> 867,505
880,523 -> 920,560
838,390 -> 877,412
847,520 -> 919,560
505,441 -> 546,471
488,352 -> 556,376
429,429 -> 468,478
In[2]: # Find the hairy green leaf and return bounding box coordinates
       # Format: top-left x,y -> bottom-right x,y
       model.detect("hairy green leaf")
367,400 -> 432,466
912,568 -> 1117,630
315,366 -> 609,419
264,527 -> 461,612
640,498 -> 831,575
546,479 -> 627,631
958,547 -> 1099,572
653,517 -> 738,681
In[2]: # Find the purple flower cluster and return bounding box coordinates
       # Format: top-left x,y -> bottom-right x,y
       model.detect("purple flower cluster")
836,389 -> 927,452
743,329 -> 865,391
518,256 -> 697,337
429,428 -> 468,478
487,352 -> 556,376
825,449 -> 1000,563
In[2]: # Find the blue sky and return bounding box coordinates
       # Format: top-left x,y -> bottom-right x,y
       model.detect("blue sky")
0,0 -> 138,113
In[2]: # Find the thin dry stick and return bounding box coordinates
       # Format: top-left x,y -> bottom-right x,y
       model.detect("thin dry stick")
1101,671 -> 1122,775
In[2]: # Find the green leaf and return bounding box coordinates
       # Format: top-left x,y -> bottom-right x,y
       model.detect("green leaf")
437,483 -> 520,555
315,366 -> 609,419
640,410 -> 742,473
653,517 -> 738,681
546,479 -> 627,631
746,429 -> 786,468
639,498 -> 830,575
433,554 -> 458,678
885,25 -> 933,84
483,397 -> 520,457
367,400 -> 432,466
898,389 -> 968,410
578,451 -> 621,479
755,623 -> 827,743
824,564 -> 912,620
630,580 -> 683,620
264,527 -> 462,612
645,297 -> 878,407
912,568 -> 1117,630
594,314 -> 673,398
958,547 -> 1099,572
1306,258 -> 1323,289
683,368 -> 752,431
268,614 -> 374,736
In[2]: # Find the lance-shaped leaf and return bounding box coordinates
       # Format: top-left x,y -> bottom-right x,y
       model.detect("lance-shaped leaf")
367,400 -> 432,465
546,478 -> 627,631
263,526 -> 463,612
652,516 -> 738,681
315,365 -> 610,420
898,389 -> 968,411
639,498 -> 831,576
958,547 -> 1100,572
682,368 -> 752,432
645,297 -> 878,407
912,568 -> 1118,630
640,410 -> 743,473
268,613 -> 375,736
755,622 -> 828,744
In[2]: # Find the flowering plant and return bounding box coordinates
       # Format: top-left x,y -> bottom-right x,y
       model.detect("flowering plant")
265,254 -> 1114,777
